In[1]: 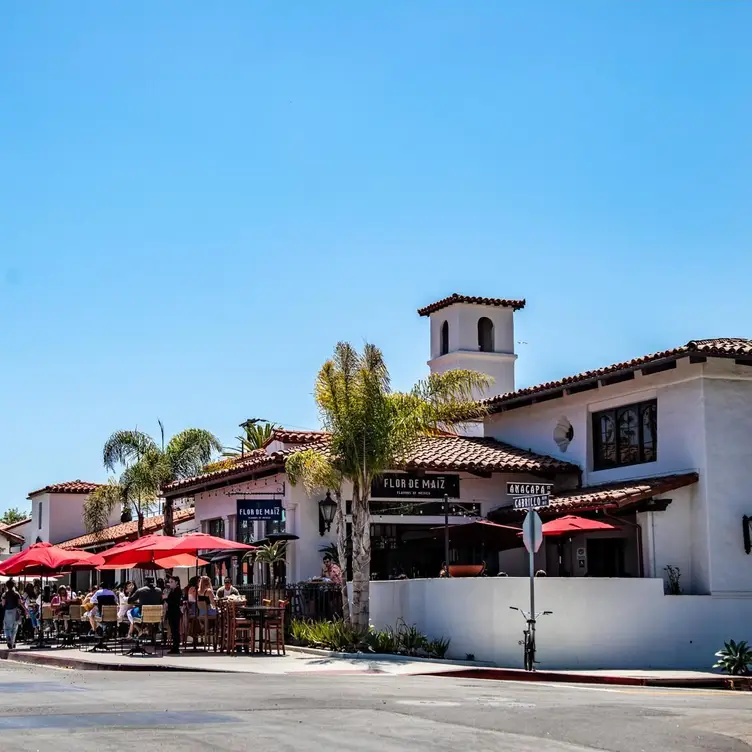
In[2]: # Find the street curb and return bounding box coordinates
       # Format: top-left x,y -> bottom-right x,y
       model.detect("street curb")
284,645 -> 496,667
417,666 -> 731,689
0,649 -> 230,673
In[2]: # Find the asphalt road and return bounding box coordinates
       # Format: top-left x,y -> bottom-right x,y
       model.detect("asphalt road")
0,661 -> 750,751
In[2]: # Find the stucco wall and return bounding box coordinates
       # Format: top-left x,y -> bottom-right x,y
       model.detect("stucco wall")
369,577 -> 752,670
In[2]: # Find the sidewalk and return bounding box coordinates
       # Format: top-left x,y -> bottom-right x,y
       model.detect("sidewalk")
0,643 -> 732,688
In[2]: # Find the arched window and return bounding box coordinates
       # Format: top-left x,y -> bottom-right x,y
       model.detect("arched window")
478,317 -> 494,352
440,321 -> 449,355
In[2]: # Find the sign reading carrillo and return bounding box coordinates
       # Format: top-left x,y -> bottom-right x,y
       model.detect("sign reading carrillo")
371,472 -> 460,499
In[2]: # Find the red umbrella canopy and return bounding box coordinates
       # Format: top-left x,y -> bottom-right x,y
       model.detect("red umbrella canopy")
99,533 -> 255,568
541,516 -> 620,537
0,542 -> 101,576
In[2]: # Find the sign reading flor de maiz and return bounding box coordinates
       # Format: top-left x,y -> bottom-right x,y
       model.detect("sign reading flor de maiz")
371,472 -> 460,499
236,499 -> 283,521
506,482 -> 554,511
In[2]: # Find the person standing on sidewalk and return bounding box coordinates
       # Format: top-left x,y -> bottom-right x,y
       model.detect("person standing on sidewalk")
2,580 -> 24,649
165,576 -> 183,655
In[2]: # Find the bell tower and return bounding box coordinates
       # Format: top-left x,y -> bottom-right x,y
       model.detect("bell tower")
418,293 -> 525,401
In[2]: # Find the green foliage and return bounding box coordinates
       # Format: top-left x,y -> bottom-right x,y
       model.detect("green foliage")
103,422 -> 222,536
664,564 -> 682,595
308,341 -> 492,629
223,421 -> 277,456
83,479 -> 128,535
250,541 -> 287,566
290,619 -> 368,652
714,640 -> 752,675
426,636 -> 451,659
365,625 -> 399,654
204,458 -> 238,473
293,618 -> 451,660
396,618 -> 428,656
0,507 -> 26,525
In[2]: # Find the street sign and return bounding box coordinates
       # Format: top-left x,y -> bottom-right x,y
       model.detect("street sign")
513,495 -> 551,511
506,482 -> 553,496
522,510 -> 543,553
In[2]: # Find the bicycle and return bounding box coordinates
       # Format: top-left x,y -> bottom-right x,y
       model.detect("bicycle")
509,605 -> 552,671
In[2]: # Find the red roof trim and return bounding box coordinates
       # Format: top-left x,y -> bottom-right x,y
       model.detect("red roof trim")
28,480 -> 104,499
418,294 -> 526,317
486,338 -> 752,411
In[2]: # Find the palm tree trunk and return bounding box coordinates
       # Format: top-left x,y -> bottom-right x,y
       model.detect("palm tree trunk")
350,483 -> 371,632
333,490 -> 351,625
163,498 -> 174,537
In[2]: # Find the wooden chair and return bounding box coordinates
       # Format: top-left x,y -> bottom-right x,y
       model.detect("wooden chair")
126,605 -> 164,656
196,602 -> 218,651
227,601 -> 256,655
262,600 -> 287,655
59,604 -> 82,647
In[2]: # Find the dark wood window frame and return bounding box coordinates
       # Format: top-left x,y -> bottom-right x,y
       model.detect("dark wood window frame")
592,399 -> 657,470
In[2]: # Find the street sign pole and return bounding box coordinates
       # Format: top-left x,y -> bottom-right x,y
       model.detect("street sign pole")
521,509 -> 543,671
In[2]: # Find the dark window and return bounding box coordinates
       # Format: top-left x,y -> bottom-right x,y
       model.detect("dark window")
207,518 -> 225,538
38,502 -> 43,530
265,510 -> 286,536
478,317 -> 494,352
592,399 -> 657,470
440,321 -> 449,355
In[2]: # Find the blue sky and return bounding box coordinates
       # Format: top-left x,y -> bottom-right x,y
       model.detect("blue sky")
1,2 -> 751,515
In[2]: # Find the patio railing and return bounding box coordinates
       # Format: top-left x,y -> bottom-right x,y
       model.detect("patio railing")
237,583 -> 343,624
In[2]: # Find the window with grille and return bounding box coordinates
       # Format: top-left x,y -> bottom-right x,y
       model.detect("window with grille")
592,399 -> 657,470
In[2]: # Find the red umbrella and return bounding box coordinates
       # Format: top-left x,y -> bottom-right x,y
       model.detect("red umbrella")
541,516 -> 620,536
0,542 -> 102,576
99,533 -> 255,568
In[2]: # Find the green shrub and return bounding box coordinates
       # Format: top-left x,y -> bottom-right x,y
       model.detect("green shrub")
290,618 -> 367,652
366,626 -> 399,654
396,619 -> 428,656
426,636 -> 451,659
714,640 -> 752,675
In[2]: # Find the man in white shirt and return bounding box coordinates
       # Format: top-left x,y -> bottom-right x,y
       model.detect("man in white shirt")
88,583 -> 116,634
215,577 -> 239,600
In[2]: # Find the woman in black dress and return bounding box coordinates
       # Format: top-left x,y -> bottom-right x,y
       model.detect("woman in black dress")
165,575 -> 183,655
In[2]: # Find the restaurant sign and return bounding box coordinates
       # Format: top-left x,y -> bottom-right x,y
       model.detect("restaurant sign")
236,499 -> 283,521
371,473 -> 460,499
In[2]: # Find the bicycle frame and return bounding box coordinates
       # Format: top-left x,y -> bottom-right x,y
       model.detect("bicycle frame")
510,606 -> 552,671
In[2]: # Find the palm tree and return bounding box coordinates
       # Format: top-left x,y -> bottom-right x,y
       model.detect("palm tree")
286,449 -> 350,624
306,342 -> 490,631
103,421 -> 223,537
83,478 -> 154,538
222,420 -> 277,457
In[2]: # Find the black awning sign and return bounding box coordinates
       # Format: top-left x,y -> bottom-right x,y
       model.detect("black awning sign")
371,473 -> 460,499
236,499 -> 283,521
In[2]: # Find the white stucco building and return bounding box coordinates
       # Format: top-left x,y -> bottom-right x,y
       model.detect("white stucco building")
156,293 -> 752,667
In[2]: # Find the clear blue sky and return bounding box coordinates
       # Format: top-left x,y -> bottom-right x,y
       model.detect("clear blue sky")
2,2 -> 751,515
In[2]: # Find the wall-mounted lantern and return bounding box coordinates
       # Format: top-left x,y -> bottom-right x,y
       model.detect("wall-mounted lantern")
318,491 -> 337,536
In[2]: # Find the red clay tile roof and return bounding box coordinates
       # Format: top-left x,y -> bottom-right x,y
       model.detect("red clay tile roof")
0,524 -> 24,543
59,508 -> 196,550
486,339 -> 752,411
403,436 -> 576,475
418,294 -> 526,317
266,429 -> 331,445
28,480 -> 104,499
493,473 -> 698,520
1,517 -> 31,530
164,435 -> 577,496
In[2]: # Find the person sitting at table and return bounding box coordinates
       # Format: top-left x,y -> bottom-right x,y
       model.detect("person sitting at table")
117,581 -> 135,637
88,582 -> 116,635
127,577 -> 164,637
216,577 -> 239,600
322,554 -> 343,585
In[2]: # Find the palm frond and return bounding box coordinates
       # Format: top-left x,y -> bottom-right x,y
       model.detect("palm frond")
83,479 -> 126,535
286,449 -> 342,496
103,430 -> 158,472
165,428 -> 223,480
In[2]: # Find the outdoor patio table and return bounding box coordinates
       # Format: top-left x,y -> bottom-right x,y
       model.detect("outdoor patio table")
237,605 -> 284,655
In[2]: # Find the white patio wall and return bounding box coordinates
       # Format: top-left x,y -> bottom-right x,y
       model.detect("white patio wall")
368,577 -> 752,670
